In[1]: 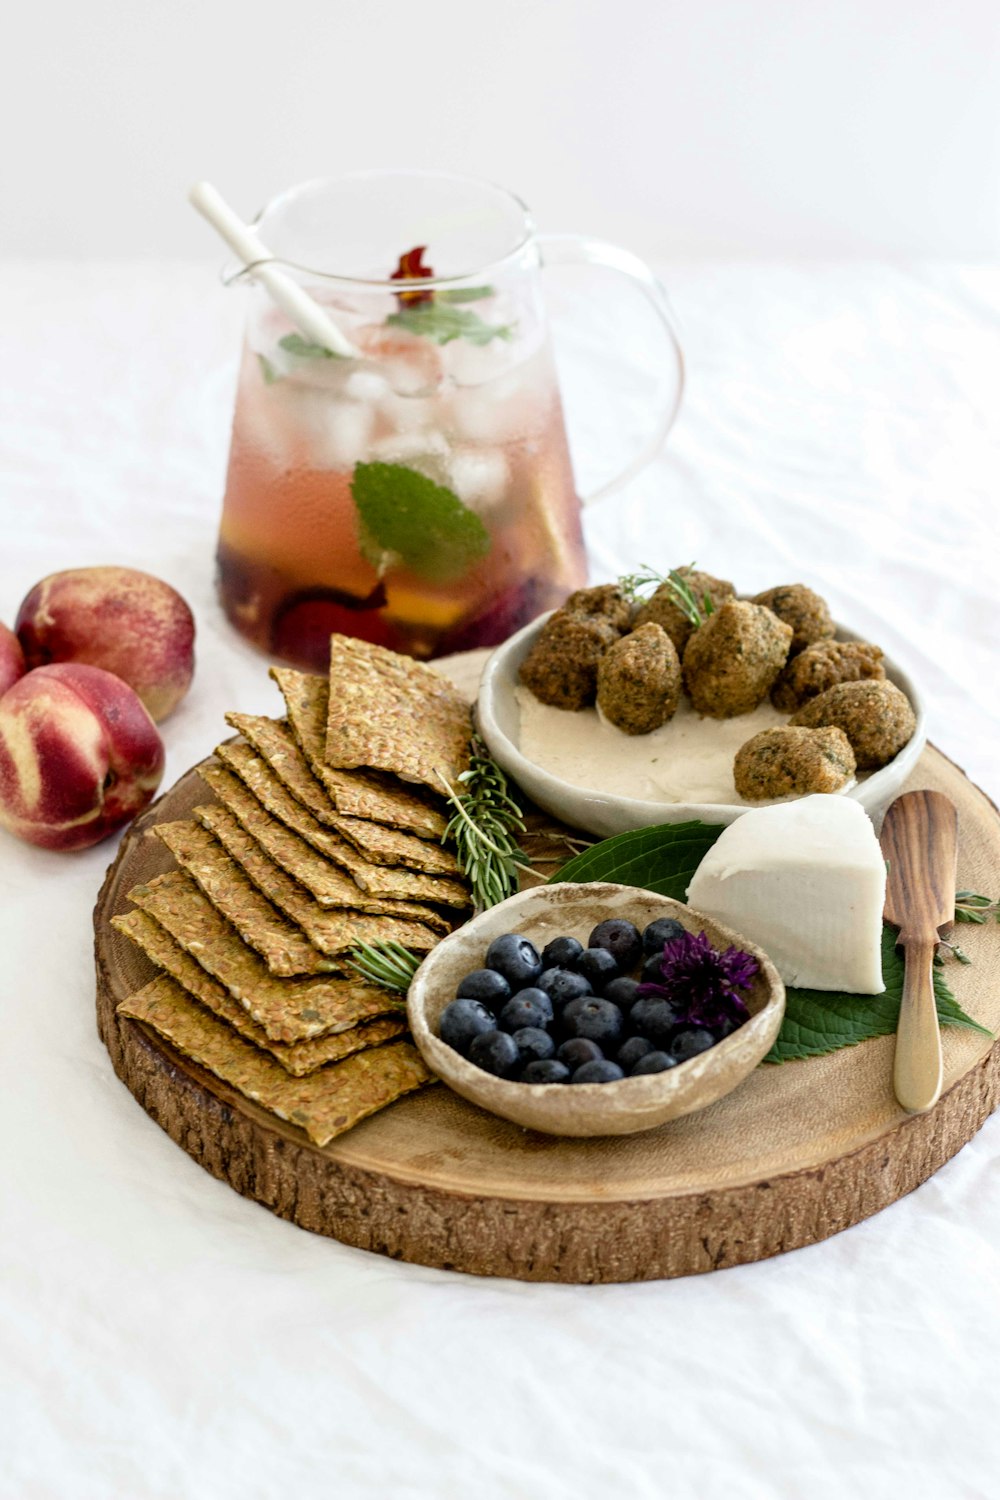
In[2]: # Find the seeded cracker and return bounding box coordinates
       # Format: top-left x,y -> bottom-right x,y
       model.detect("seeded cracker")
202,758 -> 469,907
112,909 -> 405,1075
191,803 -> 448,950
118,976 -> 432,1147
126,871 -> 399,1042
217,730 -> 462,877
324,634 -> 473,792
155,817 -> 444,966
150,821 -> 329,975
270,669 -> 446,839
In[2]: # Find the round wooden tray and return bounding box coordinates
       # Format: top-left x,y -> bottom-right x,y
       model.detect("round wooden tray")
94,740 -> 1000,1283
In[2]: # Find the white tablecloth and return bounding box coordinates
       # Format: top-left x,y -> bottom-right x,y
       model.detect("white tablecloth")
1,262 -> 998,1500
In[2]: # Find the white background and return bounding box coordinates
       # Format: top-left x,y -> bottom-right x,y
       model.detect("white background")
2,0 -> 999,259
3,6 -> 1000,1500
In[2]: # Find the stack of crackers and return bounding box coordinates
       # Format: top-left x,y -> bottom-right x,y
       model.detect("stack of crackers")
112,636 -> 476,1148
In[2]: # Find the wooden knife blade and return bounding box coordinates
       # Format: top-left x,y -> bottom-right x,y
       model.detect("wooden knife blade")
880,789 -> 958,1113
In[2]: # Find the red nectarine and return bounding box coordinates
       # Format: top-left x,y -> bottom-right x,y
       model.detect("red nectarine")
0,663 -> 164,851
16,566 -> 195,721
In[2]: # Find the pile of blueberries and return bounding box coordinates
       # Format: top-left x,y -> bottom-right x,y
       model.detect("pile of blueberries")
437,916 -> 743,1085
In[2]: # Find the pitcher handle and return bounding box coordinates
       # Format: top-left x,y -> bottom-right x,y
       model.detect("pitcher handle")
536,233 -> 685,506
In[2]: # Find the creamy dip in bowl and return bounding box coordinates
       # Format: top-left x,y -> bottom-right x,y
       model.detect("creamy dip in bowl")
476,613 -> 926,838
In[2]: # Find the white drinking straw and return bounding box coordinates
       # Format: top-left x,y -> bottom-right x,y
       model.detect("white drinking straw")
189,181 -> 358,358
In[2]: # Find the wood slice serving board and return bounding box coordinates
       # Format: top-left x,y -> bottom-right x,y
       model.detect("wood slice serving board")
95,725 -> 1000,1283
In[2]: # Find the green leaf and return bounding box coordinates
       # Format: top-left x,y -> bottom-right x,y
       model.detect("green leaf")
766,925 -> 991,1062
551,821 -> 992,1063
350,462 -> 491,584
257,353 -> 280,385
386,301 -> 514,346
277,331 -> 345,361
551,820 -> 727,902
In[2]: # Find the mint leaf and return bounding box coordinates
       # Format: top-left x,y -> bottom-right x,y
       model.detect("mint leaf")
277,332 -> 345,361
552,822 -> 991,1062
767,925 -> 991,1062
552,820 -> 726,902
386,302 -> 514,346
350,462 -> 490,583
257,353 -> 280,385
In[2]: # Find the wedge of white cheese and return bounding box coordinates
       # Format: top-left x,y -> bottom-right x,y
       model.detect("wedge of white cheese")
686,795 -> 886,994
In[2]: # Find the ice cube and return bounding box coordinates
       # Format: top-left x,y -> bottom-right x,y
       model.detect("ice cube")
377,392 -> 442,434
344,368 -> 392,403
448,387 -> 530,446
310,399 -> 375,470
369,430 -> 450,465
443,335 -> 513,388
447,448 -> 510,513
354,324 -> 444,397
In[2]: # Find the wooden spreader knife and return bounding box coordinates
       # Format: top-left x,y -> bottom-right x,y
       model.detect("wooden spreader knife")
880,790 -> 958,1114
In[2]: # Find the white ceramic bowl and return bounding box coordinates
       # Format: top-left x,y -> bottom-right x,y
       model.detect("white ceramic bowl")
407,882 -> 785,1138
476,615 -> 926,838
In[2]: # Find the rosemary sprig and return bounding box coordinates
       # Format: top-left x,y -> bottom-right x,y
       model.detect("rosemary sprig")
346,940 -> 420,994
955,891 -> 1000,925
618,562 -> 715,629
438,735 -> 530,910
618,566 -> 667,603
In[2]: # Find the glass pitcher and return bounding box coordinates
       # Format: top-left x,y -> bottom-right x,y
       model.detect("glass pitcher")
216,170 -> 684,670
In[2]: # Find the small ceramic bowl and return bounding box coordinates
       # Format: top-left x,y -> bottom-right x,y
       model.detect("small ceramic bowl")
407,882 -> 785,1137
476,614 -> 926,838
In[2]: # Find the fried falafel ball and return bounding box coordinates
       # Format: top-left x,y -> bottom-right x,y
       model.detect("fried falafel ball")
771,639 -> 886,713
596,622 -> 681,736
633,568 -> 736,655
518,610 -> 619,710
563,583 -> 633,635
790,679 -> 916,770
682,600 -> 793,718
752,584 -> 835,656
734,726 -> 856,800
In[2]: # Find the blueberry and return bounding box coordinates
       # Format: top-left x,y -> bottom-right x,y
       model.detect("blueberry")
498,988 -> 554,1033
468,1029 -> 520,1077
559,995 -> 591,1031
617,1035 -> 654,1070
671,1027 -> 716,1063
711,1014 -> 743,1040
512,1026 -> 555,1065
541,934 -> 584,969
641,953 -> 667,983
588,918 -> 642,971
603,976 -> 640,1013
571,1059 -> 625,1084
557,1037 -> 604,1068
576,947 -> 621,992
439,998 -> 498,1056
521,1058 -> 571,1085
536,967 -> 592,1008
642,917 -> 686,956
631,1050 -> 679,1075
485,932 -> 542,989
564,997 -> 624,1047
456,968 -> 511,1007
629,996 -> 681,1046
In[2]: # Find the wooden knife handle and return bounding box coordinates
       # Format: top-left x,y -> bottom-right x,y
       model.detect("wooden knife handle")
893,937 -> 944,1113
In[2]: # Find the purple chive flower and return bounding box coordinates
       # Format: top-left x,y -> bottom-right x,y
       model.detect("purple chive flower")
637,929 -> 757,1028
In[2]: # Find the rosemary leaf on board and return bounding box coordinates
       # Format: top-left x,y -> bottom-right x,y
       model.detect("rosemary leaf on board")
346,940 -> 420,994
438,736 -> 530,911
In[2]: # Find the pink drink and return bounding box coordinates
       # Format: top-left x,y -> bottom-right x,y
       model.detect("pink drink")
217,290 -> 586,670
